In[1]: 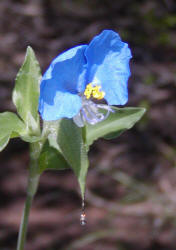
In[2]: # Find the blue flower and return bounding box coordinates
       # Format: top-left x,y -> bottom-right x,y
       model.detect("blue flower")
39,30 -> 132,126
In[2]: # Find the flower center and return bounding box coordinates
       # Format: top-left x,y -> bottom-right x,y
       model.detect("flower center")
84,83 -> 105,100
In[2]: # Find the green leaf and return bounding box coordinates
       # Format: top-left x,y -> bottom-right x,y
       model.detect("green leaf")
0,112 -> 26,151
0,112 -> 25,136
38,140 -> 70,174
41,119 -> 89,197
12,46 -> 41,135
103,130 -> 125,140
0,134 -> 10,151
57,119 -> 89,198
85,107 -> 146,146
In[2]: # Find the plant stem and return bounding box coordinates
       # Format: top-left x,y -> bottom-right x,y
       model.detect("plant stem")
17,142 -> 42,250
16,188 -> 36,250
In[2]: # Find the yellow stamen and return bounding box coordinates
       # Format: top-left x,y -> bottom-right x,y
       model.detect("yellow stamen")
84,83 -> 105,100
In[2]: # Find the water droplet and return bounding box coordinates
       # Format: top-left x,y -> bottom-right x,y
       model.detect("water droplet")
80,212 -> 87,226
80,197 -> 87,226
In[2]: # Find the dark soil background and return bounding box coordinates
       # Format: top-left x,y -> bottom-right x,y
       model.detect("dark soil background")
0,0 -> 176,250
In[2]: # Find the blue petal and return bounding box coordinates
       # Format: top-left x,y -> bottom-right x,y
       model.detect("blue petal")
39,45 -> 87,120
39,89 -> 82,120
85,30 -> 132,105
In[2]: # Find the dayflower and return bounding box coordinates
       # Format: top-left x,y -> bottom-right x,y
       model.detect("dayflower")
39,30 -> 132,127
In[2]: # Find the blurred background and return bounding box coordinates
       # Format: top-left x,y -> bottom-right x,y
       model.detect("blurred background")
0,0 -> 176,249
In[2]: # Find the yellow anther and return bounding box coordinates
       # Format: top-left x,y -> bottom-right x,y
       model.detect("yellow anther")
84,83 -> 92,99
84,83 -> 105,100
92,86 -> 105,100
